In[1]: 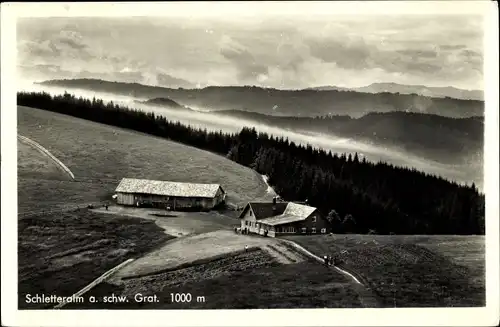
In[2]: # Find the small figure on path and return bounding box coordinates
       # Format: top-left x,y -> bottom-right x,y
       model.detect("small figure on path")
245,245 -> 249,252
323,255 -> 328,266
105,204 -> 108,211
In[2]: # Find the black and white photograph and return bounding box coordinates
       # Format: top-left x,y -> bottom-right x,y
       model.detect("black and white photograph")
1,1 -> 499,326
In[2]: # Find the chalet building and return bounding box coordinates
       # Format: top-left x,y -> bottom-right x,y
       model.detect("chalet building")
115,178 -> 226,210
238,199 -> 331,237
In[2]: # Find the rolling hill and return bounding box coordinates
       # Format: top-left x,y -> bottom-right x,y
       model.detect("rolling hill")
38,78 -> 484,118
214,109 -> 484,165
135,97 -> 188,110
132,97 -> 483,167
17,105 -> 273,208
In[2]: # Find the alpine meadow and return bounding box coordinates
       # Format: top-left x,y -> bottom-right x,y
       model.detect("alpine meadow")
7,5 -> 496,325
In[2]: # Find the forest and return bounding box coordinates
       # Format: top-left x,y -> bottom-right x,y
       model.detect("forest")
17,91 -> 485,235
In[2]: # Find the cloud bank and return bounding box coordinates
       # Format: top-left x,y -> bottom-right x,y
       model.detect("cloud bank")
17,15 -> 484,90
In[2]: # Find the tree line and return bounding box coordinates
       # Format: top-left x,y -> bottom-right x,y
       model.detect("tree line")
17,91 -> 485,235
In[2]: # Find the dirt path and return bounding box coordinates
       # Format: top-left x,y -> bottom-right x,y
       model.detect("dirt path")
92,206 -> 307,271
92,206 -> 236,237
18,134 -> 75,180
53,258 -> 134,309
280,238 -> 381,307
109,230 -> 306,280
90,206 -> 376,307
280,239 -> 362,283
263,243 -> 306,264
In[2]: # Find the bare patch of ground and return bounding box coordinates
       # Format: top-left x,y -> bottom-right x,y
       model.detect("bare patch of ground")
112,229 -> 306,280
91,206 -> 238,237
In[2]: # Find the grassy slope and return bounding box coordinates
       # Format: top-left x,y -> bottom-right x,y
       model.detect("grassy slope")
16,105 -> 276,309
65,256 -> 362,309
17,105 -> 272,207
18,210 -> 173,309
17,140 -> 71,181
285,235 -> 485,307
18,179 -> 113,214
164,259 -> 363,309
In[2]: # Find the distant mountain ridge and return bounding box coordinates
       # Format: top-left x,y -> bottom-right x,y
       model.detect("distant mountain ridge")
309,82 -> 483,101
218,109 -> 483,165
38,78 -> 484,119
20,65 -> 195,89
133,97 -> 483,167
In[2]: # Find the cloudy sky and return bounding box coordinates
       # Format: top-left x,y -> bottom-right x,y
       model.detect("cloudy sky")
17,13 -> 484,90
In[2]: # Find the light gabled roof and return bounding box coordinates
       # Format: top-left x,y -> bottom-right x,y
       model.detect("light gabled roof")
257,214 -> 307,226
115,178 -> 224,198
238,200 -> 318,226
282,202 -> 317,218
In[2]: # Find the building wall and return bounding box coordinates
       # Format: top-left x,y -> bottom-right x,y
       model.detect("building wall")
117,192 -> 135,206
116,192 -> 218,210
274,210 -> 332,236
240,206 -> 332,237
212,188 -> 226,208
240,205 -> 258,232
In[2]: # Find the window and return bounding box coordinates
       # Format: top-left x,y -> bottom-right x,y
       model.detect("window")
321,228 -> 326,234
245,221 -> 249,226
312,227 -> 316,233
301,227 -> 307,233
312,216 -> 317,222
281,226 -> 295,233
249,210 -> 253,217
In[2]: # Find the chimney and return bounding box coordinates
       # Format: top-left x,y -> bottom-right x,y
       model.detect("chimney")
272,197 -> 277,211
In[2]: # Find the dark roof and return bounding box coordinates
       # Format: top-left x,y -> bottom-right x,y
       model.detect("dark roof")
239,202 -> 288,219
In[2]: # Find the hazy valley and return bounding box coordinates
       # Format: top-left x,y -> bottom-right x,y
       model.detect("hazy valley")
24,79 -> 484,190
38,78 -> 484,118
